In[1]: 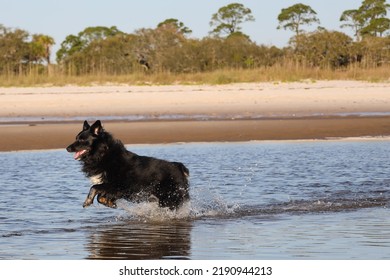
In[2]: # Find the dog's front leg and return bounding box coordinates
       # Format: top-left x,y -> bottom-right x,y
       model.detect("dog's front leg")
83,184 -> 105,208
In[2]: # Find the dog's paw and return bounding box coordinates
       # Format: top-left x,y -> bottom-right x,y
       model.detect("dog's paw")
83,200 -> 93,208
109,203 -> 117,209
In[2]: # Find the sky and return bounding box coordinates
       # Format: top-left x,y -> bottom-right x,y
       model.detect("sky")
1,0 -> 369,56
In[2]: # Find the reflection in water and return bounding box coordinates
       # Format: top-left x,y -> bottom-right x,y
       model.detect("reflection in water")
83,195 -> 390,260
85,220 -> 192,259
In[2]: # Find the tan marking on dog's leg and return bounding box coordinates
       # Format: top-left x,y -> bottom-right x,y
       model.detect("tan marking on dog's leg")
97,194 -> 117,208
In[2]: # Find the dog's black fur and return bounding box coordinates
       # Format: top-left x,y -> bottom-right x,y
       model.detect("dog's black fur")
66,120 -> 190,209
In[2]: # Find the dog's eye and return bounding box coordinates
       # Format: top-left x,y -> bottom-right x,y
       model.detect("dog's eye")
78,139 -> 87,144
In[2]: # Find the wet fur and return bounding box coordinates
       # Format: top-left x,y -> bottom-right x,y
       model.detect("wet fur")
66,120 -> 190,209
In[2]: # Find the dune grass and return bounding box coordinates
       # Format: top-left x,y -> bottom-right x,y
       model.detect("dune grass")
0,65 -> 388,87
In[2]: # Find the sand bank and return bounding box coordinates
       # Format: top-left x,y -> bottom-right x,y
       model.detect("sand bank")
0,81 -> 389,151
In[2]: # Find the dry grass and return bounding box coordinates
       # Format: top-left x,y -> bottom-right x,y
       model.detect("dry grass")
0,65 -> 389,87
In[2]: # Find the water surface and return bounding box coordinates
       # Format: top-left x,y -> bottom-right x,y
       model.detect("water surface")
0,140 -> 389,259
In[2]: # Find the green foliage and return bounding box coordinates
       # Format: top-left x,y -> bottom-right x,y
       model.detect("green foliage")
290,30 -> 354,68
0,25 -> 54,75
0,26 -> 29,74
340,0 -> 390,39
0,2 -> 389,81
209,3 -> 255,38
30,34 -> 55,64
157,18 -> 192,35
277,3 -> 320,36
56,26 -> 123,64
359,0 -> 390,37
355,36 -> 390,67
133,26 -> 187,72
340,9 -> 364,40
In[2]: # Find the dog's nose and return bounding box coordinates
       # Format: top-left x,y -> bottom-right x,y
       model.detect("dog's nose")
66,145 -> 73,152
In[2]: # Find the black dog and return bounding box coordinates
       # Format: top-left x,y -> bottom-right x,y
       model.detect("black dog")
66,120 -> 190,209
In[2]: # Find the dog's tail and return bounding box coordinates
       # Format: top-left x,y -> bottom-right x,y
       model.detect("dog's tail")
174,162 -> 190,177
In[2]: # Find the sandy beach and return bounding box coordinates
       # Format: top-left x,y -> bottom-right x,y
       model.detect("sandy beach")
1,81 -> 389,151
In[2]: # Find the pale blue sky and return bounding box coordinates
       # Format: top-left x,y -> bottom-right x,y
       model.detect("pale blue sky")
1,0 -> 368,53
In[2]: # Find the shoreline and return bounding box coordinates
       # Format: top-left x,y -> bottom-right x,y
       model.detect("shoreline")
1,81 -> 389,152
2,116 -> 390,152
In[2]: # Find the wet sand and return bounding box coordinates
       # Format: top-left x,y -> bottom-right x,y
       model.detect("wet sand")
0,81 -> 389,151
1,117 -> 390,152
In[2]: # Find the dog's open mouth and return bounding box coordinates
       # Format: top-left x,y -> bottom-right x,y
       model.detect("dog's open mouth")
74,149 -> 88,160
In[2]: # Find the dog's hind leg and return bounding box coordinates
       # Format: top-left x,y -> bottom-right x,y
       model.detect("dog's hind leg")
97,194 -> 117,208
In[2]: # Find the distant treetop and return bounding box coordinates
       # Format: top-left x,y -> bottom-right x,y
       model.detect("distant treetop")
209,3 -> 255,38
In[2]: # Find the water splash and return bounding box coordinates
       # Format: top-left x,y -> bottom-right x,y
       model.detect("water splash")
115,197 -> 241,222
114,194 -> 389,222
116,200 -> 192,221
112,183 -> 241,222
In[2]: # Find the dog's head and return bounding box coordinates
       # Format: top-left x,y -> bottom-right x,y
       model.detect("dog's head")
66,120 -> 104,161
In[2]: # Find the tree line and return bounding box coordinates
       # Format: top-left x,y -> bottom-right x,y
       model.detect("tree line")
0,0 -> 389,77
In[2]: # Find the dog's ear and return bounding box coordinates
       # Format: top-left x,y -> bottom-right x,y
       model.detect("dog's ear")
90,120 -> 103,136
83,120 -> 90,131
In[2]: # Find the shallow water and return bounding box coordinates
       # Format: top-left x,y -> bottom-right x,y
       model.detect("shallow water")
0,140 -> 389,259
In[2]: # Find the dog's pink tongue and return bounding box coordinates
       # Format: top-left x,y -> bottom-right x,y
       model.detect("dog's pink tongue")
74,150 -> 86,160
